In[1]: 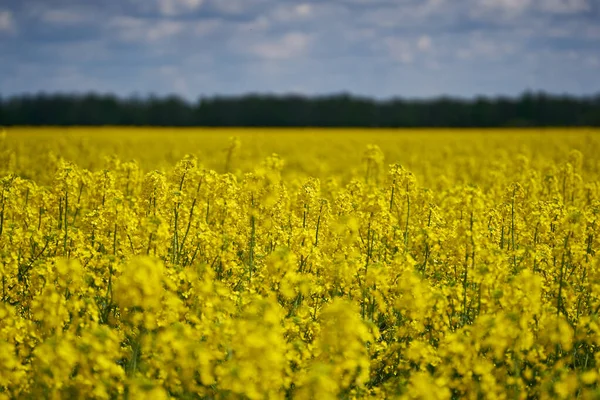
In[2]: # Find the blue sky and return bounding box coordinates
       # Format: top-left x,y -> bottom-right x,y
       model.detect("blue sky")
0,0 -> 599,100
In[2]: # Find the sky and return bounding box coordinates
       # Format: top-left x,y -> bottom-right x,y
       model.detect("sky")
0,0 -> 599,100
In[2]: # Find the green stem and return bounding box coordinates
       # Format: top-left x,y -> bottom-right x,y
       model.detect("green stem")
248,194 -> 256,283
0,189 -> 5,237
172,207 -> 179,265
462,210 -> 474,325
127,332 -> 143,377
113,222 -> 118,256
314,201 -> 324,247
511,186 -> 517,269
404,184 -> 410,252
389,179 -> 396,212
63,190 -> 69,256
557,234 -> 570,317
422,209 -> 432,273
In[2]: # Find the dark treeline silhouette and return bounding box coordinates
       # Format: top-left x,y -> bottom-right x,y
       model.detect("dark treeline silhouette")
1,92 -> 599,127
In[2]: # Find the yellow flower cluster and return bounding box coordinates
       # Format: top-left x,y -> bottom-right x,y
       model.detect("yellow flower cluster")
1,127 -> 600,399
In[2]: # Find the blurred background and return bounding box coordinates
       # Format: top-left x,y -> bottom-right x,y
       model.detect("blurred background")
0,0 -> 599,126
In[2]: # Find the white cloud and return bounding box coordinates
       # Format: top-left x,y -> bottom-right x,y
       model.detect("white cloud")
157,66 -> 191,96
2,64 -> 114,95
479,0 -> 531,12
44,40 -> 111,63
535,18 -> 600,39
385,38 -> 414,64
537,0 -> 590,14
296,4 -> 312,17
584,25 -> 600,39
420,0 -> 448,16
456,33 -> 516,61
110,17 -> 185,42
472,0 -> 532,19
362,1 -> 449,29
271,3 -> 312,22
249,32 -> 311,60
128,0 -> 204,17
473,0 -> 590,16
209,0 -> 265,15
585,55 -> 599,67
2,0 -> 599,99
338,0 -> 387,4
417,35 -> 433,52
40,9 -> 89,25
342,27 -> 378,43
0,10 -> 15,32
194,18 -> 223,36
157,0 -> 204,16
237,16 -> 270,33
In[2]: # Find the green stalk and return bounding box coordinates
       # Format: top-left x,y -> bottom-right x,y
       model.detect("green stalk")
58,196 -> 63,230
557,234 -> 569,317
533,222 -> 539,273
113,222 -> 118,256
146,233 -> 153,255
205,198 -> 210,224
462,210 -> 474,325
511,186 -> 517,269
125,169 -> 131,198
248,194 -> 256,283
314,201 -> 324,247
171,173 -> 188,265
299,203 -> 309,272
0,189 -> 5,237
178,180 -> 202,261
422,209 -> 432,273
362,214 -> 374,319
63,190 -> 69,256
389,178 -> 396,212
404,183 -> 410,252
126,332 -> 143,377
172,207 -> 179,265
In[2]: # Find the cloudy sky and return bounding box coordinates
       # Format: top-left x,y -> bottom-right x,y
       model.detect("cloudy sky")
0,0 -> 599,100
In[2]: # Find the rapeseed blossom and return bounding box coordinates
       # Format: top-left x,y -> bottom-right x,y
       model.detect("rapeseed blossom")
0,127 -> 599,398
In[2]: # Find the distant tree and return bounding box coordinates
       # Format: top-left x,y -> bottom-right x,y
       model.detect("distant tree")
0,92 -> 598,127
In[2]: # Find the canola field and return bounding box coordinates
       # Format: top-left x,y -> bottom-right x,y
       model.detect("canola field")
1,127 -> 600,399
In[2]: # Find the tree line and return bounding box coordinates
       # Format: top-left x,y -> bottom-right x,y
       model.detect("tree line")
1,92 -> 599,127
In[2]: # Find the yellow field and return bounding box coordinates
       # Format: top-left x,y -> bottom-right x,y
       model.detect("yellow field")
1,127 -> 600,399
